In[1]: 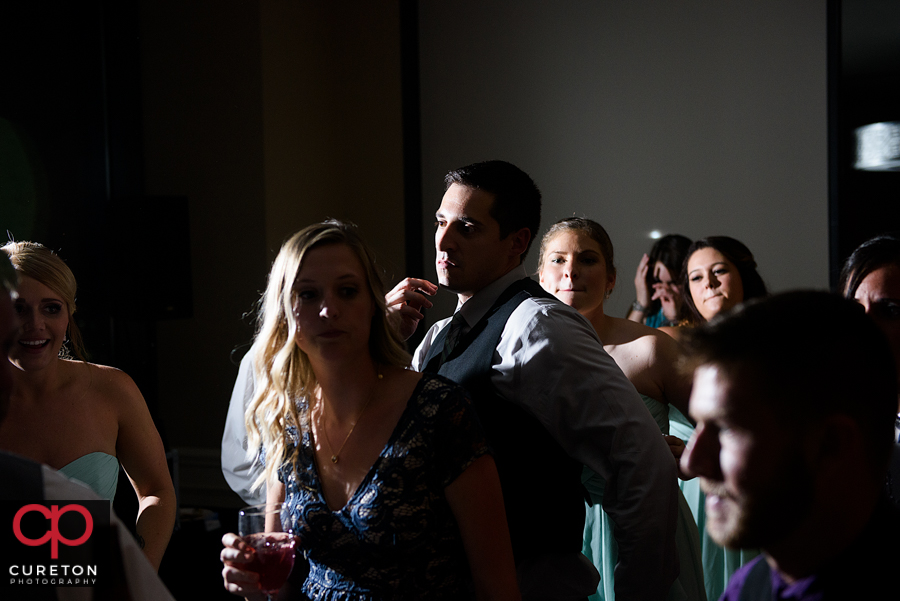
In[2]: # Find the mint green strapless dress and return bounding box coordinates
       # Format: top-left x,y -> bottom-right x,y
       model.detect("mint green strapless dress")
58,452 -> 120,501
582,396 -> 706,601
669,406 -> 758,601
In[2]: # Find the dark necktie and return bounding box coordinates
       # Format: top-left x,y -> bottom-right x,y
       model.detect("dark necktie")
439,311 -> 467,366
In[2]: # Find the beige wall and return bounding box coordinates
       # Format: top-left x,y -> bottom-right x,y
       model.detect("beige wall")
140,0 -> 405,504
259,1 -> 405,275
139,0 -> 828,505
419,1 -> 829,323
141,0 -> 269,469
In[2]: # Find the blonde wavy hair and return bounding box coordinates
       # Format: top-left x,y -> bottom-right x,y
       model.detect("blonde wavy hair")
1,241 -> 86,360
245,220 -> 410,491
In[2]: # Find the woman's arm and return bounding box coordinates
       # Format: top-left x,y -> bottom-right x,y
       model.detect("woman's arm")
626,254 -> 652,323
264,480 -> 286,532
445,455 -> 520,601
111,367 -> 177,571
651,330 -> 693,419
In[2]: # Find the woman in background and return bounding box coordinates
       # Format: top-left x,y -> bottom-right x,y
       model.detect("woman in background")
662,235 -> 767,600
220,220 -> 518,601
661,236 -> 767,342
0,241 -> 176,570
840,232 -> 900,395
627,234 -> 692,328
538,217 -> 704,601
839,232 -> 900,505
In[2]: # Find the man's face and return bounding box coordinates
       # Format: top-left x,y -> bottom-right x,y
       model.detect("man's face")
434,183 -> 521,301
0,290 -> 17,421
681,364 -> 814,549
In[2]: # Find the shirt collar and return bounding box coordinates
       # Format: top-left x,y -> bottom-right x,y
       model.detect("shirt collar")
453,264 -> 529,330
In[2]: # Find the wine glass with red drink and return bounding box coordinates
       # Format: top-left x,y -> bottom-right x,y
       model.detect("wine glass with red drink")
238,503 -> 297,600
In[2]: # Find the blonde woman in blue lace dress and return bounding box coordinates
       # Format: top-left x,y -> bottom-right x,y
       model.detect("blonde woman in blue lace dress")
220,220 -> 519,601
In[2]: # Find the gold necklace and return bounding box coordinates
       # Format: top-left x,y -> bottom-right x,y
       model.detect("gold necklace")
319,371 -> 383,464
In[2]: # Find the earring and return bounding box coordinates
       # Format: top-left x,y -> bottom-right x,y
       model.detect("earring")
605,289 -> 612,300
58,329 -> 72,360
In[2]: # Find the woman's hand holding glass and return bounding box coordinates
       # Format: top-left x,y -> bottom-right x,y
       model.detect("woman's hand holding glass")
221,503 -> 296,601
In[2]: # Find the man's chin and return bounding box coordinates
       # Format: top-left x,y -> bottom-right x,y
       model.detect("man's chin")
436,274 -> 460,292
704,494 -> 740,547
706,516 -> 741,548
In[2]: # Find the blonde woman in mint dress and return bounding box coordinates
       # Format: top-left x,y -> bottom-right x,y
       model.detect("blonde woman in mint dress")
539,218 -> 705,601
0,241 -> 176,571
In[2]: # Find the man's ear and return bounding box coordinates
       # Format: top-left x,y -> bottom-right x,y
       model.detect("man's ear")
509,227 -> 531,260
806,414 -> 866,472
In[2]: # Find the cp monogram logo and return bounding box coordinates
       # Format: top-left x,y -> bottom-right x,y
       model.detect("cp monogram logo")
13,504 -> 94,559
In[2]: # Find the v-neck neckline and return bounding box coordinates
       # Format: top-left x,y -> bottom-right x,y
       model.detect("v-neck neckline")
307,376 -> 426,514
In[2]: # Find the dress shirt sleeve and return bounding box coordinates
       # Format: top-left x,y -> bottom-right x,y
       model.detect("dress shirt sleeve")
221,351 -> 266,505
492,299 -> 679,600
411,318 -> 451,372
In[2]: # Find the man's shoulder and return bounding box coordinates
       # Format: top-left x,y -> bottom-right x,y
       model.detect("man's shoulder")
719,556 -> 769,601
0,450 -> 104,501
411,315 -> 454,371
421,315 -> 453,346
42,464 -> 105,501
506,293 -> 595,336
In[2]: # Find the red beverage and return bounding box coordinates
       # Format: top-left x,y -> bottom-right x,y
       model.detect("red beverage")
244,532 -> 297,594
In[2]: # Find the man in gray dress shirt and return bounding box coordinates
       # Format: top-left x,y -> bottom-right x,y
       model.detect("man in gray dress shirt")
388,160 -> 679,600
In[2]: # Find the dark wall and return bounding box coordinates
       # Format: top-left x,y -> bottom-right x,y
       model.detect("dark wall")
832,0 -> 900,283
0,2 -> 177,423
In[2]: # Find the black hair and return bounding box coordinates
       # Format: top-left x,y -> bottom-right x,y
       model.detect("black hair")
839,232 -> 900,299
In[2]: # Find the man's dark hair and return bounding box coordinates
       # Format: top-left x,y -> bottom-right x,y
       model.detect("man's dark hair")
685,290 -> 897,471
839,232 -> 900,299
681,236 -> 768,324
444,160 -> 541,262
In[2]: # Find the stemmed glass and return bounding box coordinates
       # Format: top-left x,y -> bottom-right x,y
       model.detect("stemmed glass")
238,503 -> 297,600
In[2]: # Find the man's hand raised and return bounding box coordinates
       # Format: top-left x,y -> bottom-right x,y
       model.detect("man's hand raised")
386,277 -> 438,340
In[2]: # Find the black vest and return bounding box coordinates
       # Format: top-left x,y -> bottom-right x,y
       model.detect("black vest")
423,277 -> 586,563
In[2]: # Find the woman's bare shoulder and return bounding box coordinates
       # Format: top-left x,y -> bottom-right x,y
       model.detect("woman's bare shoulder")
658,324 -> 689,343
67,361 -> 143,404
605,316 -> 668,350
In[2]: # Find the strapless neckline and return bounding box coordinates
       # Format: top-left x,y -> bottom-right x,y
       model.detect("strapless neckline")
57,451 -> 120,501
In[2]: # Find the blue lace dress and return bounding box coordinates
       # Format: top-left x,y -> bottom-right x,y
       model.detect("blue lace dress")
279,374 -> 489,601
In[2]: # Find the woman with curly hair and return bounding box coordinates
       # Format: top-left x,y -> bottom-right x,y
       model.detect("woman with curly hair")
220,220 -> 518,601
